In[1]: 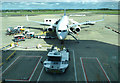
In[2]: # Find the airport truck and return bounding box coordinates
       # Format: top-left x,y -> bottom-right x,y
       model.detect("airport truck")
6,26 -> 25,35
25,32 -> 35,39
6,27 -> 18,35
14,26 -> 25,31
13,35 -> 25,42
43,47 -> 69,73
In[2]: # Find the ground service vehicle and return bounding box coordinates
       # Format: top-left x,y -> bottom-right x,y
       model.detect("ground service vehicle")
13,35 -> 25,42
43,47 -> 69,73
6,26 -> 25,35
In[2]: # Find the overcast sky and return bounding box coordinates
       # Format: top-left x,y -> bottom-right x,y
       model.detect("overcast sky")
1,0 -> 120,2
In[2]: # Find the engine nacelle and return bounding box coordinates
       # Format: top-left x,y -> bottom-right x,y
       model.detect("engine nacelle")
69,26 -> 81,34
75,26 -> 81,32
47,26 -> 53,31
70,27 -> 74,31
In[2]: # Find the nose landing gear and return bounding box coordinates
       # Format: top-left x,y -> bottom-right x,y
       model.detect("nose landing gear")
61,40 -> 64,44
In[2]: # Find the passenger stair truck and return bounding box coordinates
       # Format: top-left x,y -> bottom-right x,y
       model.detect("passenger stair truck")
43,47 -> 69,73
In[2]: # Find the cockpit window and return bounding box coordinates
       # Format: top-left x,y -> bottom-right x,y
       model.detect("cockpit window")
58,30 -> 67,32
63,30 -> 67,32
58,30 -> 61,32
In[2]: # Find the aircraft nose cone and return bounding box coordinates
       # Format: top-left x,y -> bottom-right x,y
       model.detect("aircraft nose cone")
59,36 -> 63,40
59,35 -> 66,40
57,31 -> 68,40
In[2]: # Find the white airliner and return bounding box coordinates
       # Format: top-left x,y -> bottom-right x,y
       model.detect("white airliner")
26,10 -> 104,41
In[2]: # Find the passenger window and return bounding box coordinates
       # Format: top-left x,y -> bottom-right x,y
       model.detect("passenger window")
58,30 -> 61,32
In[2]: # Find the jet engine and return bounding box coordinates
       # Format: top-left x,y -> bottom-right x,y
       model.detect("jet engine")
47,26 -> 53,31
74,26 -> 81,32
70,26 -> 81,33
70,27 -> 74,31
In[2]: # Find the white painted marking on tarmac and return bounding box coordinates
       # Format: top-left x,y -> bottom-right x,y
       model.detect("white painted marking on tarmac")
80,57 -> 87,83
80,57 -> 111,82
81,57 -> 96,59
21,56 -> 41,58
0,56 -> 20,76
96,58 -> 111,83
1,55 -> 43,81
72,50 -> 78,82
5,79 -> 28,82
28,56 -> 42,81
37,50 -> 77,82
37,67 -> 44,82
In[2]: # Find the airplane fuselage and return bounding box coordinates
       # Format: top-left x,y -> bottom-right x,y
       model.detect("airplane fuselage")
26,10 -> 104,41
56,16 -> 69,40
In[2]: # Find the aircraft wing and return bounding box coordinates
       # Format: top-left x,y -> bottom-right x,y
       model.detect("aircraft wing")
69,16 -> 104,27
26,15 -> 57,27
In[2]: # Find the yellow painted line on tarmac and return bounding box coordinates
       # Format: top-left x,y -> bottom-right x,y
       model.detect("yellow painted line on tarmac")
0,46 -> 2,49
36,32 -> 44,35
41,44 -> 52,47
40,32 -> 44,35
6,50 -> 16,61
40,31 -> 48,35
42,45 -> 51,47
0,42 -> 13,49
36,31 -> 49,35
0,44 -> 9,49
0,63 -> 3,66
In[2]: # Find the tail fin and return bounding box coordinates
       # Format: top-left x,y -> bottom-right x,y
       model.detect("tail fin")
64,9 -> 66,16
26,15 -> 29,21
